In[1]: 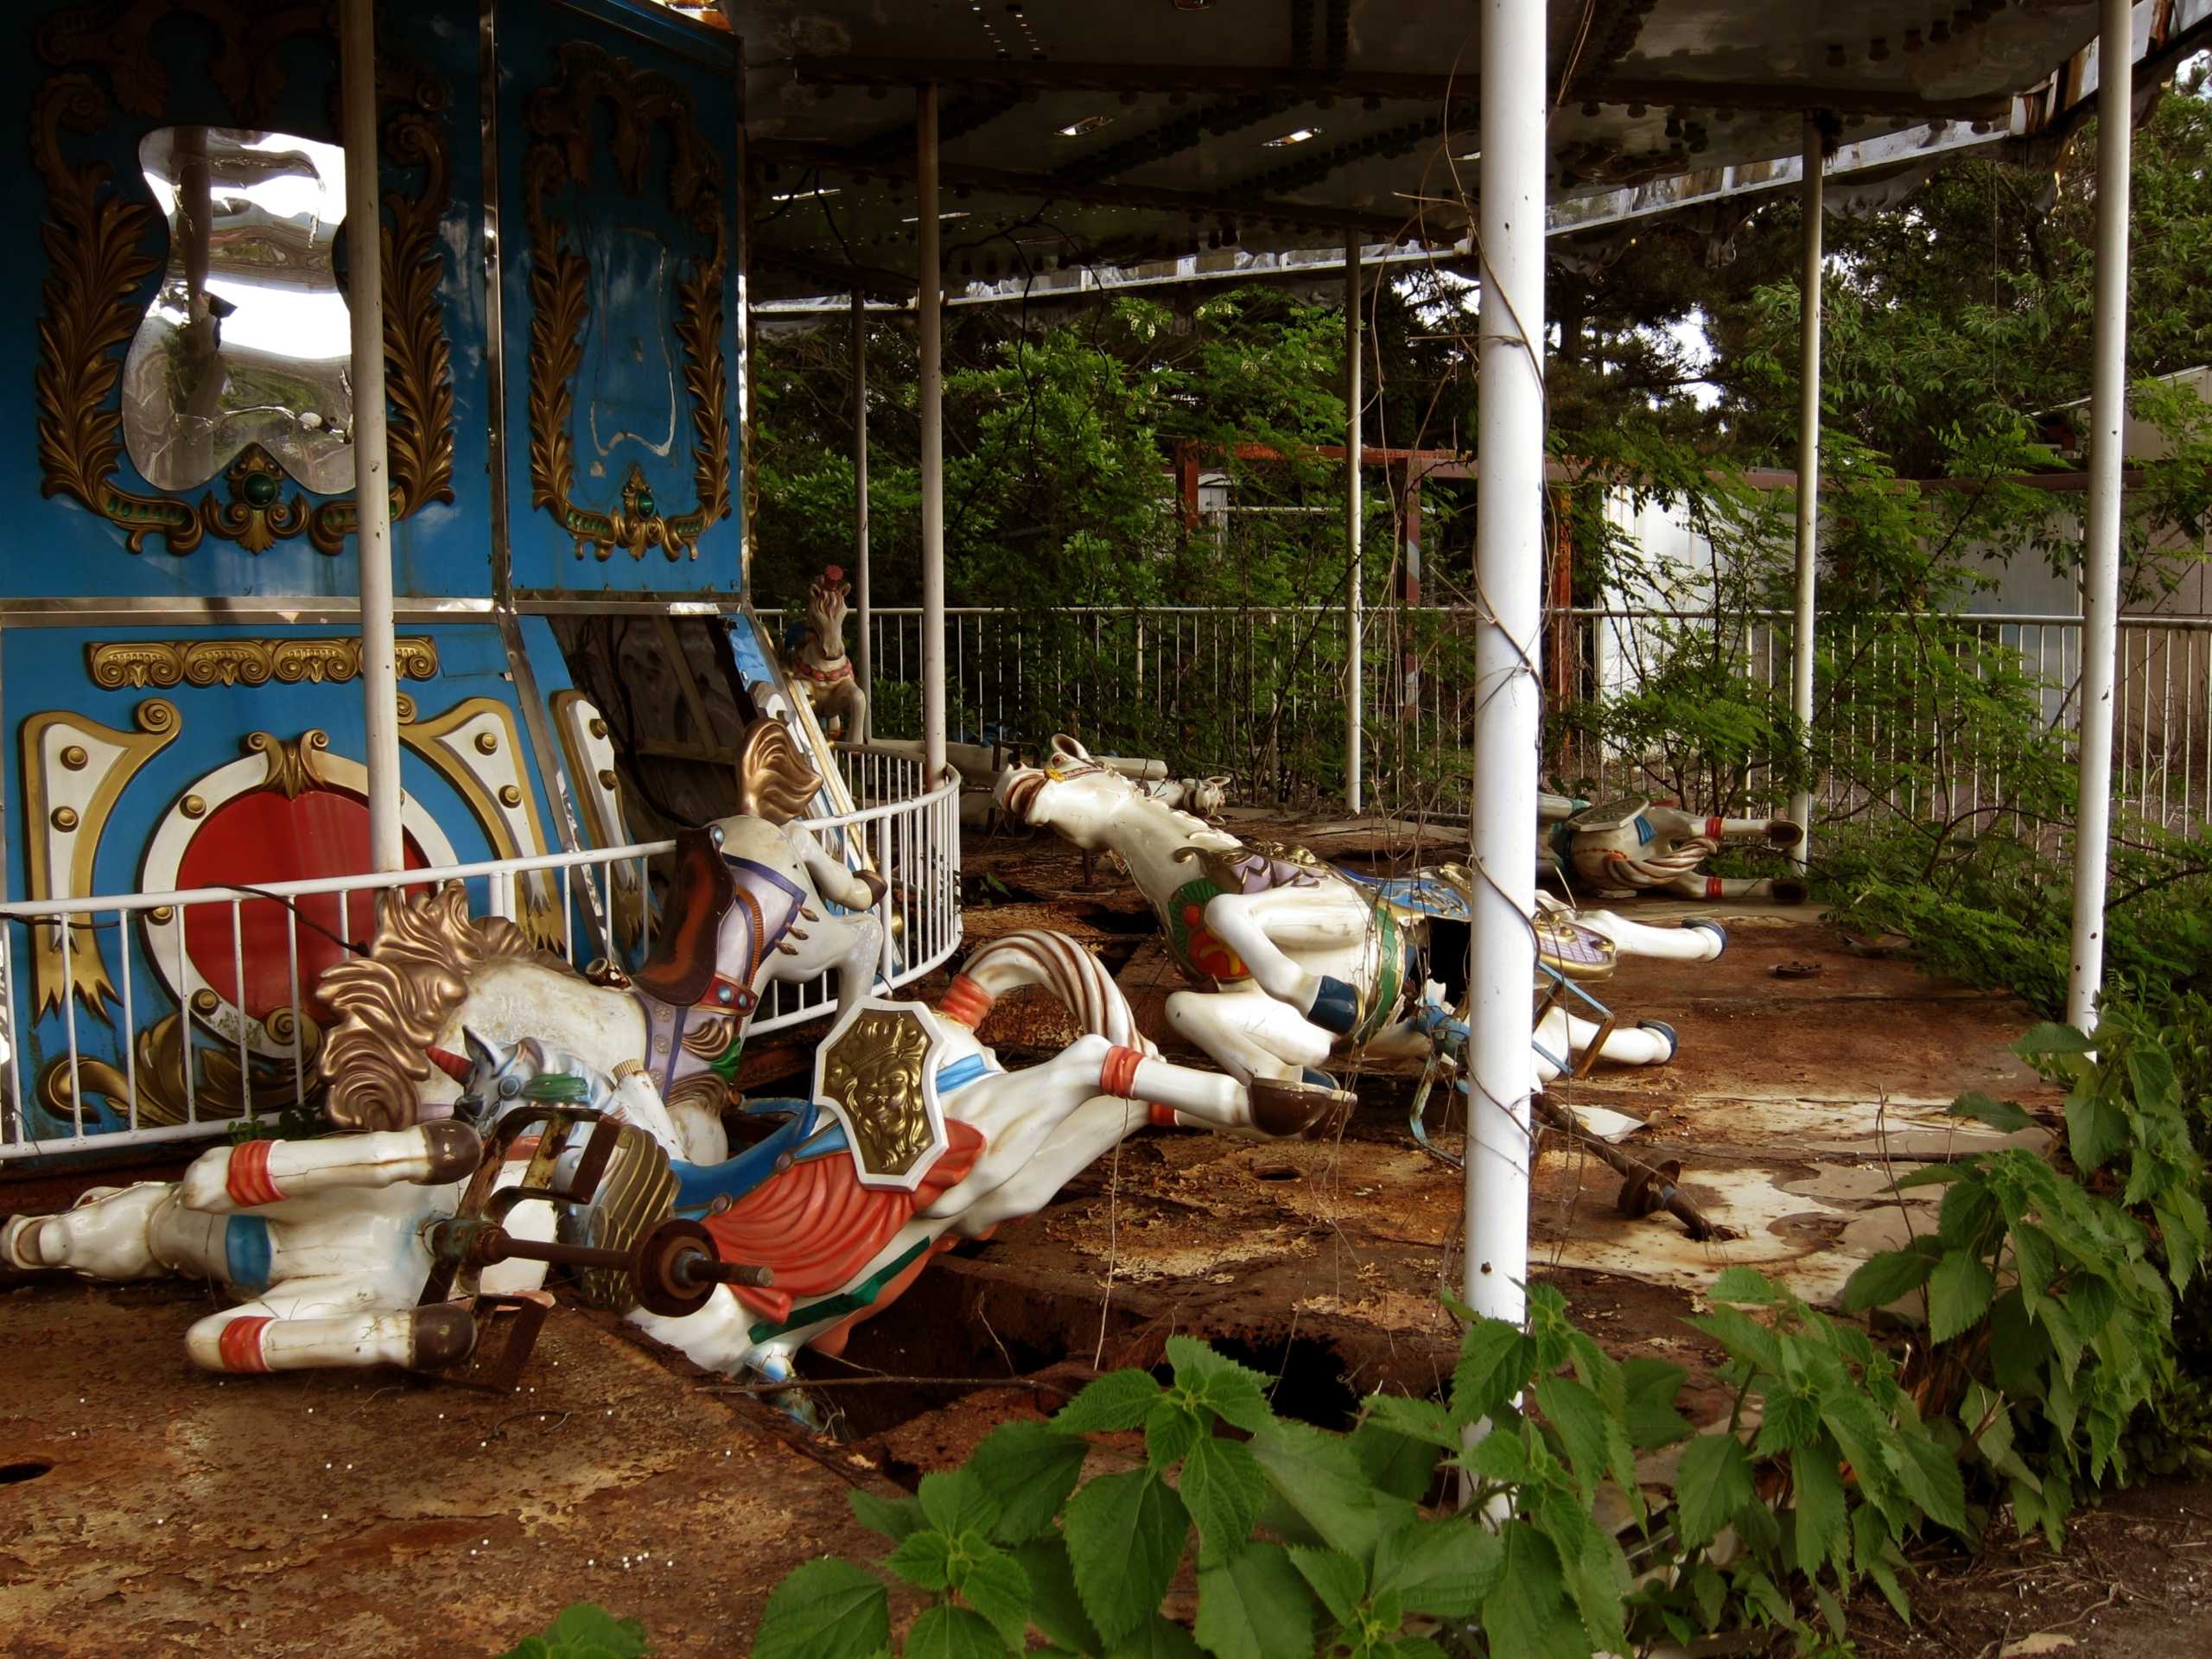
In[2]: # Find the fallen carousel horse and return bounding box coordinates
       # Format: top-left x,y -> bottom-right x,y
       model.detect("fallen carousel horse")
997,735 -> 1726,1097
1549,795 -> 1806,904
3,896 -> 1338,1386
780,564 -> 867,740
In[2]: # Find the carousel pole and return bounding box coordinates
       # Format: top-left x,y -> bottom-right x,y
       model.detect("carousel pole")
1787,113 -> 1826,868
917,86 -> 947,782
340,0 -> 404,873
1344,236 -> 1364,815
2069,0 -> 2134,1033
1463,0 -> 1546,1343
852,289 -> 872,744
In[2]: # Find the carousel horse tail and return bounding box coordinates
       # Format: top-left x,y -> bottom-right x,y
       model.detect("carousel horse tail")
936,929 -> 1156,1056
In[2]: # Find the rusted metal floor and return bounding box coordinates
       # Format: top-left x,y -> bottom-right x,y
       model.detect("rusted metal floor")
0,817 -> 2067,1656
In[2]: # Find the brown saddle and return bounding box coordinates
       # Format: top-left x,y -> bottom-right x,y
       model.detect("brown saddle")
633,829 -> 734,1007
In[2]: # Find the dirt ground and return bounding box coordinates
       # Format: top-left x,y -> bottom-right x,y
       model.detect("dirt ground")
3,814 -> 2207,1656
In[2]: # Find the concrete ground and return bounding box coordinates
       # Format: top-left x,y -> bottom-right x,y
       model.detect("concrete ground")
2,815 -> 2196,1656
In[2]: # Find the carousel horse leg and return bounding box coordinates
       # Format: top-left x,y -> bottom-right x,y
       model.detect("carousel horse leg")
178,1124 -> 480,1213
1573,909 -> 1728,962
1540,1004 -> 1676,1068
1165,987 -> 1333,1087
186,1287 -> 477,1374
1198,891 -> 1369,1025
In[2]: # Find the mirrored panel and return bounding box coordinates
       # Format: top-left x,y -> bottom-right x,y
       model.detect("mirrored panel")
121,126 -> 356,496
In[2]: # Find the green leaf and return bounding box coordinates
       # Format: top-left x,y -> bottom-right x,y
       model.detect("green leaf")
1841,1246 -> 1939,1313
1179,1433 -> 1268,1567
1671,1433 -> 1754,1548
1532,1376 -> 1609,1499
1103,1614 -> 1205,1659
1479,1523 -> 1579,1659
2015,1021 -> 2095,1057
1791,1446 -> 1849,1581
1449,1318 -> 1536,1427
1056,1369 -> 1166,1435
1929,1249 -> 1997,1343
752,1559 -> 890,1659
1166,1336 -> 1274,1433
849,1488 -> 926,1545
1948,1090 -> 2037,1132
917,1470 -> 1000,1541
1145,1399 -> 1203,1472
1370,1516 -> 1503,1619
497,1640 -> 552,1659
1622,1358 -> 1694,1449
903,1605 -> 1008,1659
1014,1536 -> 1103,1656
1888,1428 -> 1968,1534
546,1605 -> 651,1659
2125,1039 -> 2180,1116
966,1421 -> 1090,1544
1063,1468 -> 1190,1644
887,1530 -> 954,1592
1349,1416 -> 1447,1503
1753,1389 -> 1821,1455
1357,1393 -> 1461,1452
1287,1545 -> 1365,1628
959,1544 -> 1033,1654
2065,1089 -> 2131,1174
1710,1265 -> 1783,1304
1247,1418 -> 1395,1560
1194,1542 -> 1314,1659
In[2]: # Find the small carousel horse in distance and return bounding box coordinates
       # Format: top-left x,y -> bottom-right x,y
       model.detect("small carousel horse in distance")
1551,796 -> 1806,903
780,564 -> 867,741
997,735 -> 1726,1095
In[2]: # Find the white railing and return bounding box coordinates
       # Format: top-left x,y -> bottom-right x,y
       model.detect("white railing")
0,759 -> 961,1160
814,602 -> 2212,836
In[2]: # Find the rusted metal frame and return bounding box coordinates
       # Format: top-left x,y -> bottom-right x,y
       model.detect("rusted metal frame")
752,243 -> 918,302
751,137 -> 1411,239
785,57 -> 2014,120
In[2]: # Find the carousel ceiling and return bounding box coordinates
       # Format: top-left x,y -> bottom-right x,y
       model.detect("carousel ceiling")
712,0 -> 2211,305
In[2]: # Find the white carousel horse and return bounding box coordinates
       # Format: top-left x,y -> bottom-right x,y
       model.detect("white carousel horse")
3,917 -> 1330,1384
780,564 -> 867,741
995,735 -> 1726,1094
1552,796 -> 1806,903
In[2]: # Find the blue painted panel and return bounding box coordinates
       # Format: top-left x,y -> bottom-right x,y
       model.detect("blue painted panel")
0,0 -> 491,601
493,0 -> 745,595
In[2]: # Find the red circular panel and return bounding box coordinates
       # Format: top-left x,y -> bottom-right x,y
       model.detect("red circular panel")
177,789 -> 429,1022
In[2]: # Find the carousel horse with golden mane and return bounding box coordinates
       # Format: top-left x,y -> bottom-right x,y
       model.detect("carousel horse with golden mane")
780,564 -> 867,741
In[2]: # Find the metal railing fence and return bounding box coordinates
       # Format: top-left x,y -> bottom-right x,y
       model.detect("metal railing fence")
0,757 -> 961,1160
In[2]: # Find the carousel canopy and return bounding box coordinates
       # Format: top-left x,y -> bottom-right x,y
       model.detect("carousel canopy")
709,0 -> 2212,305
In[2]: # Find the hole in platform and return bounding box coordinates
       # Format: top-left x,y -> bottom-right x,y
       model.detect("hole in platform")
1252,1165 -> 1300,1182
0,1459 -> 54,1484
1204,1335 -> 1361,1431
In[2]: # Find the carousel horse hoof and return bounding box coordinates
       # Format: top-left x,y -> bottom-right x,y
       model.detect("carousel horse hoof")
1681,918 -> 1727,956
1301,1066 -> 1342,1091
410,1302 -> 480,1370
1637,1020 -> 1679,1062
1773,877 -> 1809,906
1250,1076 -> 1357,1139
2,1213 -> 48,1271
1306,976 -> 1362,1035
417,1121 -> 487,1185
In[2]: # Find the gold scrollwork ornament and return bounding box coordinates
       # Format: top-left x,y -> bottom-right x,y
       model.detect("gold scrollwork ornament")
86,635 -> 439,690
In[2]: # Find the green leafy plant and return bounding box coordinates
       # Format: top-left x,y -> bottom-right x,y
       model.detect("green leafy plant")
499,1603 -> 653,1659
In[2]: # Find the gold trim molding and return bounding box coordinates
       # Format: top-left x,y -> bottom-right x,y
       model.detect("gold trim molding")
30,2 -> 455,557
523,41 -> 730,563
398,696 -> 563,948
87,636 -> 440,690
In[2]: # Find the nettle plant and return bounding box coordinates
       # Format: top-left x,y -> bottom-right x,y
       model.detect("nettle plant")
750,1275 -> 1967,1659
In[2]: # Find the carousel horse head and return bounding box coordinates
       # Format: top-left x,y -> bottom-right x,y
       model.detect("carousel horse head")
803,565 -> 852,658
995,734 -> 1179,849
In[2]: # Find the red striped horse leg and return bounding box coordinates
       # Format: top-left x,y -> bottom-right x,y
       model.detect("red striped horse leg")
179,1124 -> 482,1215
186,1300 -> 476,1374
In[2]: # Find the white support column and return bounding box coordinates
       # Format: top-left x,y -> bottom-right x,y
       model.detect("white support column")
2069,0 -> 2134,1033
1344,237 -> 1364,815
1464,0 -> 1546,1335
917,86 -> 948,782
1787,115 -> 1826,867
852,288 -> 872,744
340,0 -> 403,873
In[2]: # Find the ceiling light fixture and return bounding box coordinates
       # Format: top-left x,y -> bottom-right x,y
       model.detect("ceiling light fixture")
769,187 -> 841,202
1057,115 -> 1116,137
1263,127 -> 1321,147
900,211 -> 972,222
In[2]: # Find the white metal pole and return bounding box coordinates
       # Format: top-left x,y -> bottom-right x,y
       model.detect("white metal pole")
2069,0 -> 2133,1033
341,0 -> 404,874
1344,237 -> 1364,815
917,86 -> 948,781
853,288 -> 872,744
1788,116 -> 1824,866
1464,0 -> 1546,1334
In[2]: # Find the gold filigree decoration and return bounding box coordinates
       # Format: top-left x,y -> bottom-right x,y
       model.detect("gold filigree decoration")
318,880 -> 565,1133
245,728 -> 335,799
31,3 -> 455,557
87,635 -> 440,690
19,698 -> 181,1019
681,1010 -> 740,1061
817,1007 -> 938,1180
522,41 -> 730,563
37,1010 -> 323,1128
397,697 -> 563,949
